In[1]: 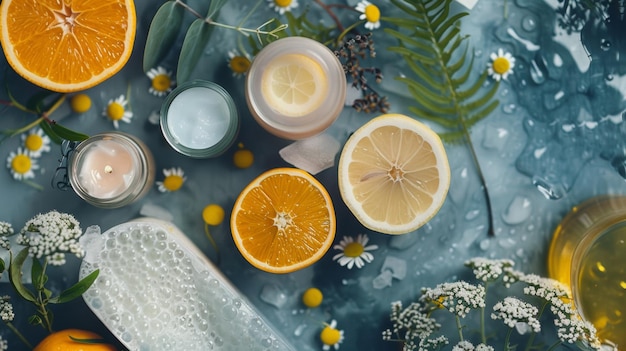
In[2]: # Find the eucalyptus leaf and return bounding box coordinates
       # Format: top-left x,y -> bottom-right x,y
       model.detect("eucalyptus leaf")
49,122 -> 89,142
30,257 -> 46,291
9,248 -> 37,303
49,269 -> 99,304
0,257 -> 5,274
206,0 -> 228,19
177,19 -> 214,83
143,1 -> 185,73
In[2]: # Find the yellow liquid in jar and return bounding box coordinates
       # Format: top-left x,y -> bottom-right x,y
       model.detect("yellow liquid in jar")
548,196 -> 626,349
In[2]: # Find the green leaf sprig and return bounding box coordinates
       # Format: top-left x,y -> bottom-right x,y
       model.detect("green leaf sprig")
143,0 -> 287,83
9,248 -> 99,334
383,0 -> 500,236
1,90 -> 89,145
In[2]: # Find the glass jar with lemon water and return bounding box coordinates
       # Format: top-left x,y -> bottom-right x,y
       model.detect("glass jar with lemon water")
245,36 -> 347,140
548,195 -> 626,349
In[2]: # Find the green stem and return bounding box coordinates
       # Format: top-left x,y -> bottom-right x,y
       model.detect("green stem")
545,340 -> 562,351
5,321 -> 34,349
455,315 -> 464,341
504,328 -> 513,351
504,0 -> 508,19
204,224 -> 221,264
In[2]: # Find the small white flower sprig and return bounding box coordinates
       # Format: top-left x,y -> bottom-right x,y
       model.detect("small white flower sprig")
0,211 -> 99,349
382,257 -> 603,351
17,210 -> 84,266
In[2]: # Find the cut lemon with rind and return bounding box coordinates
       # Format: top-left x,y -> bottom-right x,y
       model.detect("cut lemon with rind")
0,0 -> 136,92
261,53 -> 329,118
338,114 -> 451,235
231,167 -> 336,274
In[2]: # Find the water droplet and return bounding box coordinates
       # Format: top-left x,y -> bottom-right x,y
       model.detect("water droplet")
553,53 -> 563,67
502,196 -> 532,225
502,103 -> 517,114
601,38 -> 612,51
530,58 -> 546,84
606,74 -> 614,81
465,209 -> 480,220
532,176 -> 566,200
521,16 -> 536,31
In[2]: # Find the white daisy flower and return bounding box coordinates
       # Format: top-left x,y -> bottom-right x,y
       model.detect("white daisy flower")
6,147 -> 38,180
21,128 -> 51,157
227,49 -> 252,78
156,167 -> 186,193
320,319 -> 344,350
356,1 -> 381,30
146,66 -> 175,97
332,233 -> 378,269
487,48 -> 515,81
103,94 -> 133,129
267,0 -> 298,15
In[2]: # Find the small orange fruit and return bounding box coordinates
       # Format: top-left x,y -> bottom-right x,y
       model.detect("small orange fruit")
0,0 -> 136,92
34,329 -> 116,351
231,168 -> 336,273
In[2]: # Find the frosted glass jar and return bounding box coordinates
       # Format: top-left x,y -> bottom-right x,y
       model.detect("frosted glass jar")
68,132 -> 155,209
245,36 -> 347,140
160,80 -> 239,158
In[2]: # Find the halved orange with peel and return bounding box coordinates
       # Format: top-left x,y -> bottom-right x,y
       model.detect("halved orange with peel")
231,168 -> 336,274
0,0 -> 136,92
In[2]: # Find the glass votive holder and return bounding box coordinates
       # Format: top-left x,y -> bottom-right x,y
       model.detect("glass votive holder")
548,195 -> 626,348
245,36 -> 347,140
160,80 -> 239,158
68,131 -> 155,209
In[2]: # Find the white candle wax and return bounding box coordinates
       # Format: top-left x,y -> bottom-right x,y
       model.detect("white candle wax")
166,87 -> 230,150
77,139 -> 136,199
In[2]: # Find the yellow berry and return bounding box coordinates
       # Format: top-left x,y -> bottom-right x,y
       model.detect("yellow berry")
302,287 -> 323,308
233,149 -> 254,169
320,326 -> 341,346
70,93 -> 92,113
202,204 -> 225,226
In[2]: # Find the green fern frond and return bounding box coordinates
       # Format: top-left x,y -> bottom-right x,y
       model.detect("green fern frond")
384,0 -> 501,236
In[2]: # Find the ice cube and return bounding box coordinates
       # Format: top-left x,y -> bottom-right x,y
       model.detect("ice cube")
140,203 -> 174,222
259,284 -> 288,309
381,256 -> 407,280
372,270 -> 393,290
278,133 -> 340,175
501,195 -> 532,225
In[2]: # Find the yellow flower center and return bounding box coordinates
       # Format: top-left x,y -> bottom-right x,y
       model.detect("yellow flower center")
275,0 -> 292,7
492,57 -> 511,75
70,93 -> 92,113
11,154 -> 31,174
320,326 -> 341,346
162,175 -> 184,191
230,56 -> 251,74
25,134 -> 43,151
107,102 -> 125,121
152,74 -> 172,92
364,4 -> 380,23
343,242 -> 364,258
202,204 -> 225,226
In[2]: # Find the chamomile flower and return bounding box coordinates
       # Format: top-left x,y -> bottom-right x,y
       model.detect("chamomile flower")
227,50 -> 252,78
156,167 -> 186,193
268,0 -> 298,15
103,94 -> 133,129
487,49 -> 515,81
332,233 -> 378,269
320,320 -> 344,350
147,66 -> 175,97
21,128 -> 51,157
356,1 -> 381,30
6,148 -> 38,180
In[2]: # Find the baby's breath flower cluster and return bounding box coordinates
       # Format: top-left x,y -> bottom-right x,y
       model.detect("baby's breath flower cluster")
421,281 -> 486,318
0,221 -> 13,250
0,296 -> 14,322
16,211 -> 84,266
382,257 -> 603,351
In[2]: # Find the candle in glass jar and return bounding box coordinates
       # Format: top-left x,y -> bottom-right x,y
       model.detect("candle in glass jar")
160,80 -> 239,158
69,132 -> 155,208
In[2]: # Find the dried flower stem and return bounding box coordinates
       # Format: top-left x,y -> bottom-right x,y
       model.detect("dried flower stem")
5,322 -> 32,349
